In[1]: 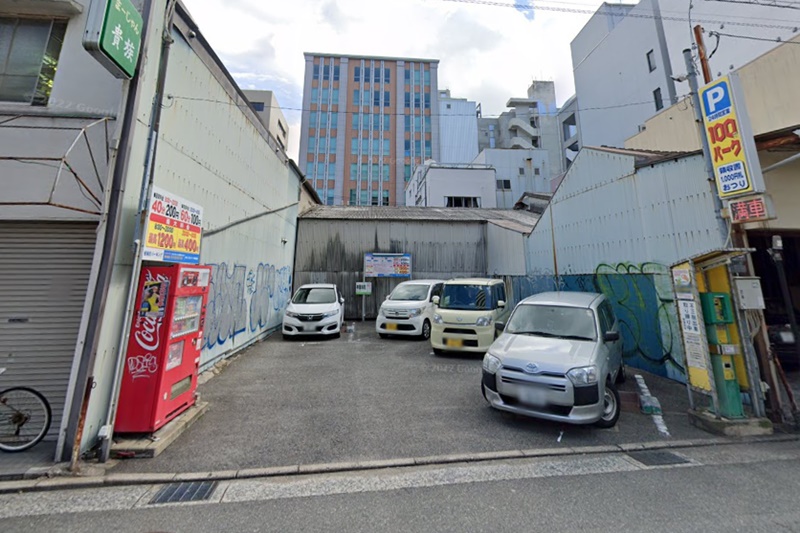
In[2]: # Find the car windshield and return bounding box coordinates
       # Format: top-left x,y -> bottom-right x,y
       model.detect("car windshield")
506,304 -> 597,341
292,287 -> 336,304
440,284 -> 491,310
389,284 -> 429,301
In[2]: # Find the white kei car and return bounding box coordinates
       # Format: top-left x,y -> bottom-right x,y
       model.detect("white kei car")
376,279 -> 445,340
282,284 -> 344,339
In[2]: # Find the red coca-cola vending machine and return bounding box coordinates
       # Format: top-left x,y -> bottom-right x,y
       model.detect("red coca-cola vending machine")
115,263 -> 212,433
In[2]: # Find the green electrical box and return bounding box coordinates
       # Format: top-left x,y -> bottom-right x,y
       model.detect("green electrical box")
710,354 -> 745,418
699,292 -> 734,324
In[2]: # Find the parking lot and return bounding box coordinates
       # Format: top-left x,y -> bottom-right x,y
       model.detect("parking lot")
112,322 -> 714,474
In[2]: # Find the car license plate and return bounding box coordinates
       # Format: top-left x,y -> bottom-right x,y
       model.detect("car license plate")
386,323 -> 398,331
445,338 -> 463,348
518,386 -> 546,407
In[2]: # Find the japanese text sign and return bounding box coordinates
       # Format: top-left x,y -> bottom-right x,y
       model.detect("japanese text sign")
142,186 -> 204,264
83,0 -> 143,79
728,195 -> 775,224
699,74 -> 765,200
364,253 -> 412,278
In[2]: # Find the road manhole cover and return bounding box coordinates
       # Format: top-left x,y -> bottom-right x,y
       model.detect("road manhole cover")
627,450 -> 689,466
149,481 -> 218,505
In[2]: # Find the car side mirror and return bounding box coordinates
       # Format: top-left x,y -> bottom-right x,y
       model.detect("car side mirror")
340,297 -> 345,304
497,300 -> 506,308
495,322 -> 505,333
604,331 -> 620,342
432,295 -> 440,306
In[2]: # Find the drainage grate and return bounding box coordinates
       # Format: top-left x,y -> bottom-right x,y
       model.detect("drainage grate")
627,450 -> 690,466
149,481 -> 218,505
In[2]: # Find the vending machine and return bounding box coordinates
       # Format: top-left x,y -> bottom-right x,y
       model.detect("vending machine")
115,263 -> 212,433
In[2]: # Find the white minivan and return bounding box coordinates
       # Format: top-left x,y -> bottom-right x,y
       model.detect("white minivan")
376,279 -> 445,340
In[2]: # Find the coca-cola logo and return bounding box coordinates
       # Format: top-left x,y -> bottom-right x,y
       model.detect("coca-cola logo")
134,269 -> 168,352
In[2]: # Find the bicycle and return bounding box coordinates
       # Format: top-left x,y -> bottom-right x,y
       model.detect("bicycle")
0,368 -> 52,453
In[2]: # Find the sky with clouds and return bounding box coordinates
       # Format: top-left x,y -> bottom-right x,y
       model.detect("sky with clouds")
180,0 -> 607,159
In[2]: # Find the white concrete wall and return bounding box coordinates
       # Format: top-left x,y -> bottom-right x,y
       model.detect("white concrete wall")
572,0 -> 799,150
474,149 -> 550,208
439,97 -> 479,164
406,165 -> 496,207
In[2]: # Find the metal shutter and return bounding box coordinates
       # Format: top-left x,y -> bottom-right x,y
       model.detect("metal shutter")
0,222 -> 97,441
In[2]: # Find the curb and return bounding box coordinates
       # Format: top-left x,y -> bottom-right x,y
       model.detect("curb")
1,433 -> 797,495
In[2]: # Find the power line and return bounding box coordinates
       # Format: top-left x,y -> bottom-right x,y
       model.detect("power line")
440,0 -> 800,30
709,29 -> 800,41
708,0 -> 800,9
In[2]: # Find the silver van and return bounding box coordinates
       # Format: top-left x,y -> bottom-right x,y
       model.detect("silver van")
481,291 -> 625,428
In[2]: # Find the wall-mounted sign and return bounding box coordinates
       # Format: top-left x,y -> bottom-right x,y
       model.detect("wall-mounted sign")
364,253 -> 412,278
728,194 -> 775,224
699,73 -> 765,200
83,0 -> 143,79
142,186 -> 203,264
355,282 -> 372,296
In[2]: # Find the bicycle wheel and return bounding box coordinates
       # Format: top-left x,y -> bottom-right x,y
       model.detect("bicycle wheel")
0,387 -> 52,453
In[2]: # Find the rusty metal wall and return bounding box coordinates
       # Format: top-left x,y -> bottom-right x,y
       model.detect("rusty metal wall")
295,220 -> 488,319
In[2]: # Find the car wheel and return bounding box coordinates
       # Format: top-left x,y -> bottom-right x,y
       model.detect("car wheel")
615,360 -> 627,384
420,320 -> 432,341
433,348 -> 445,356
379,333 -> 389,339
595,381 -> 621,429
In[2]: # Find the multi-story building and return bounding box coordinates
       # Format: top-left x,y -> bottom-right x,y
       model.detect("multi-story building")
405,161 -> 496,208
243,90 -> 290,152
560,0 -> 800,154
438,89 -> 479,164
299,53 -> 440,206
473,148 -> 551,207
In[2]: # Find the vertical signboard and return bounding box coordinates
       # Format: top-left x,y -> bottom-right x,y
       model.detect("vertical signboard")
699,73 -> 765,200
142,186 -> 204,264
672,264 -> 713,392
83,0 -> 144,79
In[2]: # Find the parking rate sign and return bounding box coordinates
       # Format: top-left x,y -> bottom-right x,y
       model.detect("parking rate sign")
699,75 -> 759,200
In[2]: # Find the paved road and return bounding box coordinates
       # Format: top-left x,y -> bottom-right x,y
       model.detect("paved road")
3,440 -> 800,532
111,323 -> 711,474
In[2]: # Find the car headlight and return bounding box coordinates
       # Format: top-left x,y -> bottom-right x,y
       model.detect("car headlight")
433,313 -> 443,324
322,309 -> 340,318
483,353 -> 501,374
567,365 -> 598,386
475,315 -> 492,327
378,307 -> 385,317
409,307 -> 424,317
285,311 -> 300,318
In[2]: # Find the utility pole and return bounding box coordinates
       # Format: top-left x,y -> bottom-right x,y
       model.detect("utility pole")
685,38 -> 782,421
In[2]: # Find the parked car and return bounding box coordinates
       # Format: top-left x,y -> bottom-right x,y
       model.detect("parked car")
430,278 -> 510,354
376,279 -> 445,340
481,291 -> 625,428
282,283 -> 344,339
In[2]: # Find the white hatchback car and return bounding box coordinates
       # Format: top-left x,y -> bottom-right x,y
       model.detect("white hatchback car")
376,279 -> 444,340
282,284 -> 344,339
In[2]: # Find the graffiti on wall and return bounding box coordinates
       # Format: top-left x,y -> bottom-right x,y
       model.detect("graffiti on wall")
204,262 -> 292,350
512,262 -> 685,381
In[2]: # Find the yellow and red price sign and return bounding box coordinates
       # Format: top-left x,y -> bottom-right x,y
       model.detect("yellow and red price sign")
142,186 -> 204,264
699,74 -> 765,200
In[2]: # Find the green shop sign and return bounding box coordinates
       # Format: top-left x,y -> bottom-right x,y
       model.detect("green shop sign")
83,0 -> 144,79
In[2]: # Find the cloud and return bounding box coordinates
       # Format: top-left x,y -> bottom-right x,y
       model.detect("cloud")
320,1 -> 348,31
514,0 -> 535,21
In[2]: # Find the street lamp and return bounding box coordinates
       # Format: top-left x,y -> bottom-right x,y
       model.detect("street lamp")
768,234 -> 800,366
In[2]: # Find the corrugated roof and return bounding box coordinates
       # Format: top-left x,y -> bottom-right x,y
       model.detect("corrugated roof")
300,206 -> 539,233
588,146 -> 700,168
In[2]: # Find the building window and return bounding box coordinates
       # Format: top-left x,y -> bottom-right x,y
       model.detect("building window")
349,189 -> 356,205
383,164 -> 390,181
425,116 -> 431,130
413,70 -> 420,85
446,103 -> 451,109
518,167 -> 525,175
351,138 -> 358,154
404,164 -> 411,181
364,67 -> 370,82
329,137 -> 337,153
424,70 -> 430,86
653,87 -> 663,111
404,140 -> 411,157
373,68 -> 380,83
306,162 -> 315,178
326,190 -> 334,206
384,91 -> 390,107
332,88 -> 339,102
384,68 -> 390,83
319,113 -> 328,129
646,49 -> 656,72
278,121 -> 287,137
404,68 -> 410,81
404,115 -> 411,129
414,139 -> 421,155
534,168 -> 540,176
371,191 -> 380,206
330,114 -> 338,130
310,111 -> 318,126
488,124 -> 495,131
308,136 -> 316,151
374,90 -> 380,106
333,65 -> 340,81
0,17 -> 65,105
382,190 -> 390,206
354,66 -> 361,82
383,115 -> 390,130
311,88 -> 318,103
251,101 -> 265,111
383,139 -> 390,154
414,93 -> 420,108
445,196 -> 481,208
350,163 -> 358,178
496,180 -> 511,190
313,64 -> 320,80
424,140 -> 431,158
404,92 -> 411,108
318,137 -> 327,153
323,65 -> 330,81
489,137 -> 496,148
353,90 -> 359,104
424,93 -> 430,109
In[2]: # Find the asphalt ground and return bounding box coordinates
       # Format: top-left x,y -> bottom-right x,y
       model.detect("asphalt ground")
111,321 -> 714,474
